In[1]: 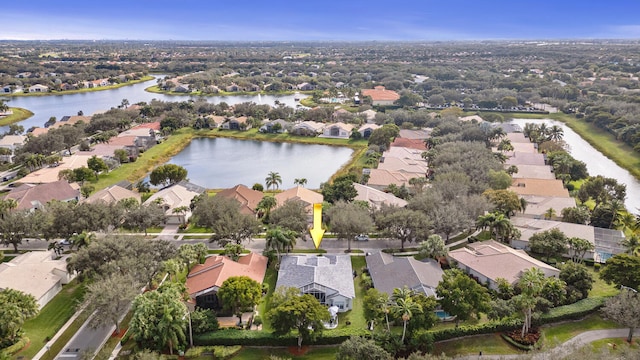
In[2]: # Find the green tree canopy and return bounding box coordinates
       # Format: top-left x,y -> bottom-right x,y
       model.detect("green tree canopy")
217,276 -> 262,324
149,164 -> 188,187
326,200 -> 373,251
601,288 -> 640,342
436,268 -> 491,326
0,289 -> 39,345
267,293 -> 330,348
528,228 -> 568,261
599,253 -> 640,289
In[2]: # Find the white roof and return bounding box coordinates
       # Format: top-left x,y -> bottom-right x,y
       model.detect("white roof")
353,183 -> 407,209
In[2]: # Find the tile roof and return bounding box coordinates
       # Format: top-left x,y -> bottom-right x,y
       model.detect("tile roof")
186,253 -> 268,297
366,252 -> 443,297
216,184 -> 264,215
391,137 -> 427,150
508,165 -> 556,180
505,152 -> 546,166
517,195 -> 576,218
4,180 -> 80,210
448,240 -> 559,285
83,184 -> 141,205
366,169 -> 418,188
353,183 -> 408,209
398,129 -> 431,140
274,186 -> 323,210
144,181 -> 205,216
0,135 -> 26,147
19,155 -> 92,184
361,86 -> 400,102
510,178 -> 570,198
276,255 -> 355,299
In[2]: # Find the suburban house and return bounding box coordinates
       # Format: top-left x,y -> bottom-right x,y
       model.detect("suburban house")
361,86 -> 400,106
215,184 -> 264,216
390,137 -> 427,151
505,152 -> 546,167
143,181 -> 206,225
357,123 -> 380,139
28,84 -> 49,93
510,178 -> 570,198
508,164 -> 556,180
19,154 -> 92,184
366,252 -> 443,297
366,168 -> 418,191
321,122 -> 354,139
398,129 -> 431,140
259,119 -> 290,133
0,251 -> 76,309
291,121 -> 325,136
296,82 -> 314,91
448,240 -> 560,290
517,194 -> 576,220
185,253 -> 268,310
4,180 -> 80,211
274,186 -> 323,213
221,116 -> 251,130
353,183 -> 408,209
276,255 -> 355,312
377,156 -> 428,176
0,135 -> 26,163
510,216 -> 626,262
359,109 -> 377,122
206,115 -> 226,129
82,184 -> 141,205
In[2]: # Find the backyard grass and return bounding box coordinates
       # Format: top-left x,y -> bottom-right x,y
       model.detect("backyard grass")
433,333 -> 523,357
231,346 -> 338,359
339,256 -> 367,330
541,313 -> 619,346
0,107 -> 34,125
15,280 -> 86,359
587,266 -> 619,298
256,264 -> 278,332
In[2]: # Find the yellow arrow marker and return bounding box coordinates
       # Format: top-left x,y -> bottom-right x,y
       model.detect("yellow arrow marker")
309,203 -> 325,249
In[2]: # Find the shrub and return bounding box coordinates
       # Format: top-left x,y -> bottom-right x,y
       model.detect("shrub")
594,263 -> 601,271
212,345 -> 242,359
120,329 -> 131,345
253,315 -> 262,327
2,336 -> 29,355
194,327 -> 369,346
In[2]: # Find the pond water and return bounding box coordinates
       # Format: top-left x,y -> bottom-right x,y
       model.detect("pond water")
510,118 -> 640,213
0,75 -> 307,131
167,137 -> 354,189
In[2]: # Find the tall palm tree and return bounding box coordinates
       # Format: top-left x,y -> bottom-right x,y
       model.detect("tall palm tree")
544,207 -> 557,220
608,199 -> 625,229
392,295 -> 422,343
69,231 -> 95,250
265,171 -> 282,191
621,234 -> 640,256
293,178 -> 307,187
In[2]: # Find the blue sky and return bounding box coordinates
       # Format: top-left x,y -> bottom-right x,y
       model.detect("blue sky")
4,1 -> 640,41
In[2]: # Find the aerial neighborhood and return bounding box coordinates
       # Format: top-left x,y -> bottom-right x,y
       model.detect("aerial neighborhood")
0,40 -> 639,360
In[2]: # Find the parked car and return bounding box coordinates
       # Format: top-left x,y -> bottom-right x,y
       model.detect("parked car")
58,239 -> 71,246
355,234 -> 369,241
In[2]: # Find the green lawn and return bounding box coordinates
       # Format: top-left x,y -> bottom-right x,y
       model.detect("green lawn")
0,107 -> 34,126
339,256 -> 367,330
587,266 -> 619,298
257,264 -> 278,332
16,280 -> 86,359
541,314 -> 619,346
231,346 -> 338,360
433,333 -> 523,357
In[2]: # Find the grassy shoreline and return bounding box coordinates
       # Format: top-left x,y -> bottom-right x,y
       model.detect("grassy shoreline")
145,84 -> 312,98
91,128 -> 367,191
478,111 -> 640,181
0,107 -> 34,126
1,76 -> 154,98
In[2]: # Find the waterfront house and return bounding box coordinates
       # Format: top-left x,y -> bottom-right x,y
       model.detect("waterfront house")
321,122 -> 353,139
216,184 -> 264,216
28,84 -> 49,93
361,86 -> 400,106
143,181 -> 206,225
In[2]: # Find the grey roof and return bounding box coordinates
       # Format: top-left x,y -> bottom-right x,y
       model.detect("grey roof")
276,255 -> 355,299
594,227 -> 626,256
366,252 -> 443,297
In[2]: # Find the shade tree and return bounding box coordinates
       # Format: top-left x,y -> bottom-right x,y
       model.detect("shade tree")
436,268 -> 491,327
601,288 -> 640,343
0,289 -> 39,345
192,195 -> 262,246
149,164 -> 188,187
267,293 -> 330,348
326,200 -> 373,251
375,206 -> 432,250
217,276 -> 262,324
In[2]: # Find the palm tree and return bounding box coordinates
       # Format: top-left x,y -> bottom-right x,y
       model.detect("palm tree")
544,207 -> 557,220
519,198 -> 528,214
69,231 -> 95,250
497,138 -> 514,152
0,100 -> 9,113
621,234 -> 640,256
172,206 -> 190,225
257,196 -> 277,219
265,226 -> 297,263
392,290 -> 422,343
265,171 -> 282,191
293,178 -> 307,187
608,199 -> 625,229
548,125 -> 564,141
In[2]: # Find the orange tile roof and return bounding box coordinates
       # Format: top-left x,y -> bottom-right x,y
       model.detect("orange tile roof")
361,86 -> 400,101
185,253 -> 268,297
391,138 -> 427,150
216,184 -> 264,215
510,178 -> 570,198
131,121 -> 161,131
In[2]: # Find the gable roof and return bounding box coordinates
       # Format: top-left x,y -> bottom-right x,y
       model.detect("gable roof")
367,169 -> 418,188
216,184 -> 264,215
276,255 -> 355,299
366,252 -> 443,297
143,181 -> 206,214
448,240 -> 559,285
4,180 -> 80,210
353,183 -> 408,209
186,253 -> 268,298
83,184 -> 141,205
391,137 -> 427,150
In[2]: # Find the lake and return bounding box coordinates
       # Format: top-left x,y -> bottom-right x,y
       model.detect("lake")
510,118 -> 640,212
0,75 -> 306,132
167,137 -> 354,189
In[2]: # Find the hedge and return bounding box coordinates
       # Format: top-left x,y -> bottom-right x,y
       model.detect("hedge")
194,296 -> 607,346
500,333 -> 534,351
194,327 -> 369,346
1,336 -> 29,356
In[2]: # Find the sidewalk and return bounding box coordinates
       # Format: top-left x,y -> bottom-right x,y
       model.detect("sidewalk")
32,304 -> 87,360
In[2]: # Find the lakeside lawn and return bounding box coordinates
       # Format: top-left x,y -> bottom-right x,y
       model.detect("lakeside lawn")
2,76 -> 154,98
542,314 -> 619,346
0,107 -> 34,126
15,279 -> 86,359
433,333 -> 523,357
